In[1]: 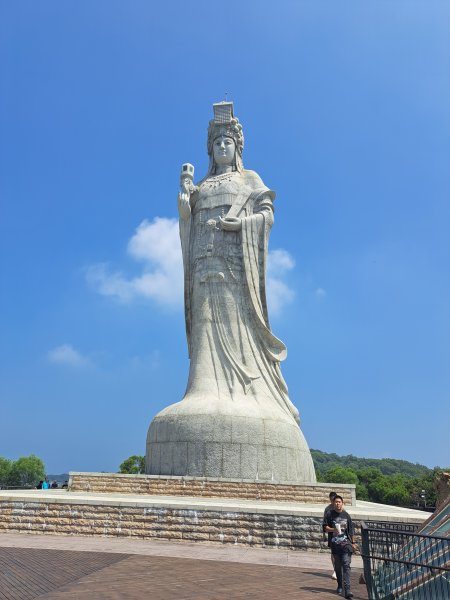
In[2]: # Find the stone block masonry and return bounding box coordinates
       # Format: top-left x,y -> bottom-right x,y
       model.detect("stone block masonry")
69,472 -> 356,506
0,490 -> 427,553
0,499 -> 353,552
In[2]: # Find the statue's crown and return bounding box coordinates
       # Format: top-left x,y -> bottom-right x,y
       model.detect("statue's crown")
213,101 -> 234,124
207,101 -> 244,156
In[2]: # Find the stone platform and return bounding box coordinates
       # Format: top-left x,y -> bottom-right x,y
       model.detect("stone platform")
0,488 -> 427,553
68,472 -> 356,505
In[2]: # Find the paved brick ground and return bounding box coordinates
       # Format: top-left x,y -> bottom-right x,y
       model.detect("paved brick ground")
0,548 -> 127,600
0,546 -> 368,600
0,533 -> 364,570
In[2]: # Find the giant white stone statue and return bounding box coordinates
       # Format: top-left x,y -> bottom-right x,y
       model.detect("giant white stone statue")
146,102 -> 316,482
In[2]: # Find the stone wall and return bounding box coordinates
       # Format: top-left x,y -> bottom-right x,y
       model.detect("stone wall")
0,499 -> 350,552
69,472 -> 356,506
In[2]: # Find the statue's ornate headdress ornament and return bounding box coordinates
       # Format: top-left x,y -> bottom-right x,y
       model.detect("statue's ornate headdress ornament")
207,101 -> 244,158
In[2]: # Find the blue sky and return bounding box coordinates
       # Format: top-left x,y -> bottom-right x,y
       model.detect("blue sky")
1,1 -> 449,473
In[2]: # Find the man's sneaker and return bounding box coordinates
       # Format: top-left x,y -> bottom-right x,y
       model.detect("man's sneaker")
336,589 -> 343,595
332,571 -> 337,580
345,593 -> 354,599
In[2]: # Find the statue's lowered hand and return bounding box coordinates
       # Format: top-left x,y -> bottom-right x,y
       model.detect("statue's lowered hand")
219,216 -> 241,231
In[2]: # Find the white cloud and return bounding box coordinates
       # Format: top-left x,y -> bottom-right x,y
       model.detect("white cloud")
266,249 -> 295,315
86,218 -> 295,315
47,344 -> 90,367
315,287 -> 327,299
86,218 -> 183,308
266,277 -> 295,315
127,218 -> 181,269
267,248 -> 295,273
128,351 -> 161,371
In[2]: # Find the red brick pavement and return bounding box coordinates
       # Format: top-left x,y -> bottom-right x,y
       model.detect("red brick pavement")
0,548 -> 368,600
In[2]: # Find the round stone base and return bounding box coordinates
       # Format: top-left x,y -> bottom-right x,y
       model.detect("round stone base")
146,399 -> 316,483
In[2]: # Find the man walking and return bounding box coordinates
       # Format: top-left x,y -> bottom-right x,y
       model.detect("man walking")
324,495 -> 356,598
323,491 -> 338,579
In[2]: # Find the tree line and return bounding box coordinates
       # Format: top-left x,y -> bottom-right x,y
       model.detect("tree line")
311,449 -> 446,508
0,455 -> 45,488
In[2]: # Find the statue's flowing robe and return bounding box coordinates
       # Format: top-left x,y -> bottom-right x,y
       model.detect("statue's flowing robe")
179,169 -> 299,424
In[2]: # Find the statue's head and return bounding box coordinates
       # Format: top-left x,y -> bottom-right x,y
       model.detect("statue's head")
212,135 -> 236,168
207,102 -> 244,175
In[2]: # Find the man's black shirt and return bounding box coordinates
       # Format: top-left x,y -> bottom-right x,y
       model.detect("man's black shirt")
325,508 -> 354,553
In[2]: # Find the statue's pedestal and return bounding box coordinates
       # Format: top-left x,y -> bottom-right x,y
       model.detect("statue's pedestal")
145,397 -> 316,483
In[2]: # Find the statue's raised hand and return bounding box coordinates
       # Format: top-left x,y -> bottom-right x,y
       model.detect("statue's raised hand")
178,191 -> 191,220
219,216 -> 241,232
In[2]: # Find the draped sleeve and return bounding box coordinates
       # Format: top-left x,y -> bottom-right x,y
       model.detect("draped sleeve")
241,191 -> 288,363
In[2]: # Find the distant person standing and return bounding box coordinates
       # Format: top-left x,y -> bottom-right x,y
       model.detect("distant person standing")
42,479 -> 49,490
36,480 -> 44,489
323,491 -> 338,580
324,495 -> 356,599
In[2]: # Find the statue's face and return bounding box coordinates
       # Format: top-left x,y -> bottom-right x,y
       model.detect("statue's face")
213,135 -> 235,166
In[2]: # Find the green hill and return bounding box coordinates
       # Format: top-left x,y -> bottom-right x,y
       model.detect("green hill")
310,449 -> 432,478
310,449 -> 447,508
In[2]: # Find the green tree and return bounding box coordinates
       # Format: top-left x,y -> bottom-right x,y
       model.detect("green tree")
364,473 -> 409,506
383,485 -> 410,506
406,471 -> 438,508
355,468 -> 383,502
324,466 -> 359,485
9,455 -> 45,488
355,483 -> 369,501
119,455 -> 145,474
321,465 -> 369,500
0,457 -> 12,488
357,467 -> 384,487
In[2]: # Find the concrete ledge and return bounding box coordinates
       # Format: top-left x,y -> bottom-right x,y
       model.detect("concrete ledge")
68,472 -> 357,506
0,490 -> 427,553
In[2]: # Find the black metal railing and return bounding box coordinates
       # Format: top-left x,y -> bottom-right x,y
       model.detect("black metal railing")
361,522 -> 450,599
363,521 -> 421,534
